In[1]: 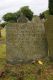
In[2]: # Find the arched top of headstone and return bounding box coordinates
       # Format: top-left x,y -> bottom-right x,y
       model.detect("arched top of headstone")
17,13 -> 28,23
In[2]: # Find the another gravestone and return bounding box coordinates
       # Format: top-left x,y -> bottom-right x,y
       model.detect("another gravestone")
17,13 -> 28,23
6,17 -> 48,64
45,15 -> 53,60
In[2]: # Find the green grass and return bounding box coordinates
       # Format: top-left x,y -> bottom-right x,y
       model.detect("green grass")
0,44 -> 6,58
1,27 -> 6,40
0,28 -> 6,72
0,44 -> 6,74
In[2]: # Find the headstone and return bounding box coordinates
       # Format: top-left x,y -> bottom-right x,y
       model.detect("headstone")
17,14 -> 28,23
6,18 -> 48,64
45,15 -> 53,60
0,26 -> 2,37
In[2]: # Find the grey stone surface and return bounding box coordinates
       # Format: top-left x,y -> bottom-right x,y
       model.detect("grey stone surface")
6,18 -> 48,64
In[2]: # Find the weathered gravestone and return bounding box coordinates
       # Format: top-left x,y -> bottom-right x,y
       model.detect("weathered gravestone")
17,14 -> 28,23
6,17 -> 48,64
45,15 -> 53,60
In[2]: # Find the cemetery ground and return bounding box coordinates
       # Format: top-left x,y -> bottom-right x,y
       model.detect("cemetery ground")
0,26 -> 53,80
